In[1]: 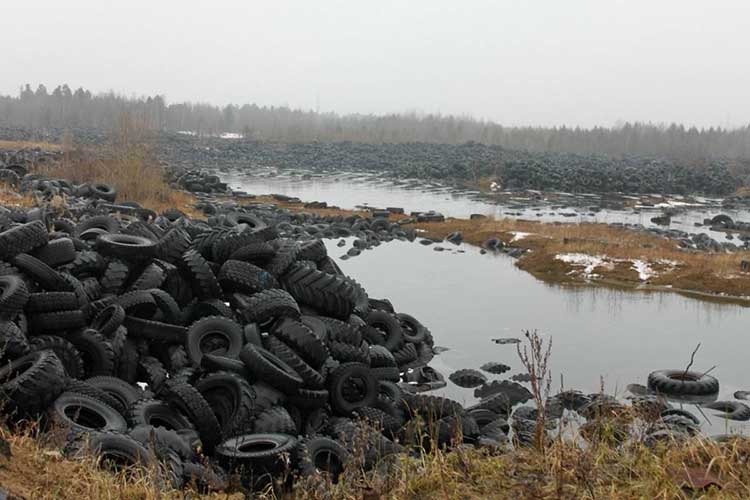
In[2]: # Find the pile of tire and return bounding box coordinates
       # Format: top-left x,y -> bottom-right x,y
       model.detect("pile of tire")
0,203 -> 487,493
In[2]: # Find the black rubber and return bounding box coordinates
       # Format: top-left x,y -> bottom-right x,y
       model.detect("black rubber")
240,343 -> 304,394
163,381 -> 222,453
185,316 -> 244,366
195,371 -> 257,437
127,398 -> 195,431
327,362 -> 378,415
68,328 -> 115,377
31,238 -> 76,268
124,316 -> 187,343
253,406 -> 297,435
218,259 -> 278,294
86,376 -> 145,413
365,310 -> 403,351
28,335 -> 84,378
67,430 -> 151,468
0,275 -> 28,313
52,392 -> 127,433
63,378 -> 128,416
396,313 -> 429,344
182,249 -> 222,299
29,310 -> 86,332
25,291 -> 79,312
90,304 -> 126,336
13,253 -> 71,291
0,221 -> 48,259
96,233 -> 156,260
0,320 -> 30,359
0,349 -> 66,417
294,436 -> 349,482
265,336 -> 324,389
240,289 -> 300,325
647,370 -> 720,396
272,317 -> 328,369
281,263 -> 357,319
215,433 -> 297,471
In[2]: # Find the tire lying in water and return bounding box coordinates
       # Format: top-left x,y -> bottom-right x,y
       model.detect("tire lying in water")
647,370 -> 719,397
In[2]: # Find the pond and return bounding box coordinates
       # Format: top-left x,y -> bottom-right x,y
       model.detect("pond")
228,170 -> 750,436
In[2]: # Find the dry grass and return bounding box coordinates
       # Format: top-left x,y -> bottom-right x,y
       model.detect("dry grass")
33,148 -> 200,218
0,140 -> 65,152
409,217 -> 750,297
3,420 -> 750,499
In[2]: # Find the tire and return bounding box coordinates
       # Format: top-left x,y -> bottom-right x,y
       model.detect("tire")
195,371 -> 256,437
200,353 -> 249,378
96,234 -> 156,261
182,249 -> 222,299
68,328 -> 115,377
0,275 -> 28,313
31,238 -> 76,268
211,231 -> 263,264
365,310 -> 403,351
329,340 -> 370,364
129,424 -> 196,461
86,376 -> 145,413
149,289 -> 182,324
138,356 -> 168,394
29,335 -> 84,378
163,381 -> 222,454
29,310 -> 86,332
281,263 -> 357,319
90,183 -> 117,202
368,345 -> 397,368
215,433 -> 296,472
218,260 -> 278,294
401,393 -> 464,420
90,304 -> 126,336
320,316 -> 362,345
25,291 -> 78,312
240,289 -> 300,325
272,318 -> 327,369
703,401 -> 750,421
157,228 -> 191,264
294,436 -> 349,482
264,240 -> 300,277
116,338 -> 140,384
647,370 -> 719,396
124,316 -> 187,343
66,430 -> 151,468
327,362 -> 377,415
265,336 -> 324,389
13,253 -> 71,291
0,349 -> 65,417
52,392 -> 127,433
0,320 -> 30,359
185,316 -> 244,366
64,378 -> 128,416
240,343 -> 303,394
128,263 -> 165,291
253,406 -> 297,435
116,290 -> 158,318
100,260 -> 130,295
65,250 -> 106,278
0,221 -> 48,259
449,369 -> 488,389
228,242 -> 276,264
297,239 -> 327,263
127,398 -> 195,431
397,313 -> 429,344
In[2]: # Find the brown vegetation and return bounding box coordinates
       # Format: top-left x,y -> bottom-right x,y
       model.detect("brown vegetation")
409,217 -> 750,299
0,140 -> 64,152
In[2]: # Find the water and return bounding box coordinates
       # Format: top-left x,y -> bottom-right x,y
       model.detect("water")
224,169 -> 750,243
327,239 -> 750,435
227,169 -> 750,434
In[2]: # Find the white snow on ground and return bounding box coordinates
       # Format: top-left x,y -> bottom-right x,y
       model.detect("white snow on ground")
220,132 -> 243,139
510,231 -> 532,242
558,254 -> 678,281
631,260 -> 654,280
556,253 -> 609,277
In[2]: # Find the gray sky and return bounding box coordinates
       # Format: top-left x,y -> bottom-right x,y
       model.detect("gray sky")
1,0 -> 748,128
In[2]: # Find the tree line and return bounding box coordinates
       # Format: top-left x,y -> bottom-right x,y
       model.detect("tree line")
1,84 -> 749,159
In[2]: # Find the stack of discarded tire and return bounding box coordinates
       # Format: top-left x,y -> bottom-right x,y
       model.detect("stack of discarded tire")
0,202 -> 487,493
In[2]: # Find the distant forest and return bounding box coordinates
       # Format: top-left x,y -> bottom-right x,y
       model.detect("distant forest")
1,84 -> 749,159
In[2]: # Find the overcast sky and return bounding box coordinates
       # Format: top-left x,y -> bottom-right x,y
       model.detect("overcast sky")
1,0 -> 748,128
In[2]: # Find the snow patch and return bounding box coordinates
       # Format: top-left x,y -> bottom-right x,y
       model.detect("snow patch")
510,231 -> 532,242
630,260 -> 654,281
556,253 -> 610,277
